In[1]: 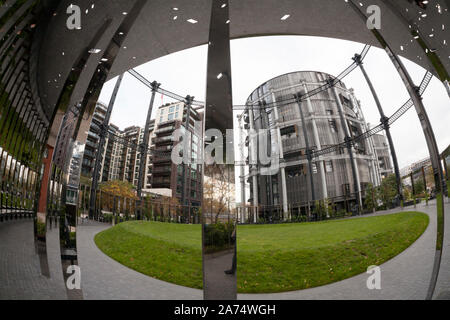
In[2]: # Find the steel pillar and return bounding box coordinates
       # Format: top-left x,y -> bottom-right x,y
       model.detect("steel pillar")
422,166 -> 427,192
302,83 -> 328,201
330,82 -> 362,213
238,115 -> 246,210
444,81 -> 450,99
136,81 -> 160,219
294,93 -> 316,202
350,92 -> 381,187
354,54 -> 403,203
89,74 -> 124,220
347,0 -> 446,300
271,92 -> 289,216
181,95 -> 194,223
248,103 -> 259,222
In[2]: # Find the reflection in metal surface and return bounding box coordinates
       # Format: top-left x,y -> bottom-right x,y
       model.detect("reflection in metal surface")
89,74 -> 124,220
0,0 -> 448,301
0,0 -> 49,277
347,0 -> 446,300
202,0 -> 237,300
50,0 -> 147,299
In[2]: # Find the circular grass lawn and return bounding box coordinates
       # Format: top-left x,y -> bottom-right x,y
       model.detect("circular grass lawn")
94,211 -> 428,293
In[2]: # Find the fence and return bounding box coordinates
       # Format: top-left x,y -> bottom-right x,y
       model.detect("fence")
237,189 -> 407,225
83,189 -> 203,225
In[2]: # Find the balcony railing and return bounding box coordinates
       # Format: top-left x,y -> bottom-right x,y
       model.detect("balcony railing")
154,136 -> 173,144
155,126 -> 175,134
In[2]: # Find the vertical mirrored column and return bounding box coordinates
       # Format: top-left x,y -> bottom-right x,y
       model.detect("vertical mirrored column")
202,0 -> 236,300
347,0 -> 446,300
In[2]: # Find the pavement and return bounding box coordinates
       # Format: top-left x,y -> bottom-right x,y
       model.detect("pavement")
0,200 -> 449,299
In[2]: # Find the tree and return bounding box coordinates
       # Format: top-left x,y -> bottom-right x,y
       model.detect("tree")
99,180 -> 138,199
403,186 -> 412,201
161,195 -> 180,222
364,183 -> 378,212
99,180 -> 138,214
204,164 -> 235,224
379,174 -> 398,208
413,180 -> 425,195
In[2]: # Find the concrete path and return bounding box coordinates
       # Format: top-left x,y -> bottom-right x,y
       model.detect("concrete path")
77,221 -> 202,300
0,218 -> 66,300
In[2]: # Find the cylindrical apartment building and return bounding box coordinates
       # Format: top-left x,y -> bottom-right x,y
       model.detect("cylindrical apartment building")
243,71 -> 382,218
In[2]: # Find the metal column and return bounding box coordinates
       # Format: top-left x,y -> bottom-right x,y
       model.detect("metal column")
350,91 -> 381,187
270,92 -> 289,217
444,80 -> 450,99
294,92 -> 316,202
302,83 -> 328,200
248,103 -> 259,223
330,81 -> 362,213
89,74 -> 124,219
136,81 -> 160,219
347,0 -> 446,299
354,54 -> 402,204
421,166 -> 427,192
181,95 -> 194,222
237,115 -> 246,215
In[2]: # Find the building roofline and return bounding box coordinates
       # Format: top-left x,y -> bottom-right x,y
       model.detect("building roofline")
246,70 -> 341,103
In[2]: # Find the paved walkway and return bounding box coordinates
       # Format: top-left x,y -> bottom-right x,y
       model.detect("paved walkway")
0,218 -> 66,300
77,221 -> 202,300
0,201 -> 449,299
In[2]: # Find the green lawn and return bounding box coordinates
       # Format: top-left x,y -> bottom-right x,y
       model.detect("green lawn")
94,211 -> 428,293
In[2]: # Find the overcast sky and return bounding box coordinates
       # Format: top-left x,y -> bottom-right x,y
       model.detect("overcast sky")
98,35 -> 450,170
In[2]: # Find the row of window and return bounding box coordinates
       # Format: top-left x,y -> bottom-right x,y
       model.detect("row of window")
286,161 -> 334,178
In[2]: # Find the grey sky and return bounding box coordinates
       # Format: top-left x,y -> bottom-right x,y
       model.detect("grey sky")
98,35 -> 450,170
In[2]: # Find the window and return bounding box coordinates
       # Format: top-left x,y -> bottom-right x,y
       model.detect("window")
329,120 -> 338,133
325,160 -> 333,173
286,165 -> 304,177
168,114 -> 174,121
340,94 -> 351,108
343,184 -> 351,195
280,125 -> 296,136
169,106 -> 175,113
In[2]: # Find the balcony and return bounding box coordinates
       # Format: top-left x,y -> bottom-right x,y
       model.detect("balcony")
85,140 -> 98,149
155,126 -> 175,135
83,150 -> 96,159
152,177 -> 171,185
154,136 -> 173,144
153,155 -> 172,164
88,131 -> 100,140
152,166 -> 172,174
153,145 -> 173,152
